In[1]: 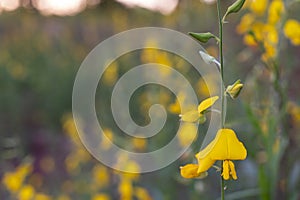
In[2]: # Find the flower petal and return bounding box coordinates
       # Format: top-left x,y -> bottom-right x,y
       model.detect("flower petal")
196,156 -> 215,173
180,164 -> 206,178
226,129 -> 247,160
196,129 -> 247,160
180,110 -> 199,122
198,96 -> 219,113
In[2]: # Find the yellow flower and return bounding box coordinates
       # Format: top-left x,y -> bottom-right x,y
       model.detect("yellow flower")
92,165 -> 109,187
135,187 -> 152,200
225,79 -> 243,99
268,0 -> 285,25
2,172 -> 23,192
236,13 -> 255,34
34,193 -> 52,200
243,34 -> 257,46
243,22 -> 265,46
101,128 -> 114,150
178,123 -> 197,147
180,129 -> 247,180
92,194 -> 110,200
102,61 -> 118,86
118,178 -> 133,200
263,24 -> 278,45
132,137 -> 147,151
180,96 -> 219,123
284,19 -> 300,46
249,0 -> 268,16
168,92 -> 186,114
18,185 -> 35,200
2,163 -> 33,193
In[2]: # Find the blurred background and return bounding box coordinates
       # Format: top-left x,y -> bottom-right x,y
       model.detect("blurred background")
0,0 -> 300,199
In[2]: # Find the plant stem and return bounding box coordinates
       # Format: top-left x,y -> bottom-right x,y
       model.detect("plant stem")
221,167 -> 225,200
217,0 -> 225,128
217,1 -> 225,200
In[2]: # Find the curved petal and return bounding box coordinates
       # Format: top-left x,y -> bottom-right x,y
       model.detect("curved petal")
180,164 -> 205,178
196,156 -> 216,173
196,129 -> 247,161
198,96 -> 219,113
180,110 -> 199,122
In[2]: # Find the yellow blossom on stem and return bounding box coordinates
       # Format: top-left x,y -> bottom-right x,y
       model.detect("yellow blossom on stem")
180,129 -> 247,180
180,96 -> 219,123
225,79 -> 243,99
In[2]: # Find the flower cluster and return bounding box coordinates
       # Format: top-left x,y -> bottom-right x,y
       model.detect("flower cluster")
237,0 -> 300,63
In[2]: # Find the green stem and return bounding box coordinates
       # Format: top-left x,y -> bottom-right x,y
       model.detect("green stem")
217,0 -> 225,128
221,165 -> 225,200
217,1 -> 225,200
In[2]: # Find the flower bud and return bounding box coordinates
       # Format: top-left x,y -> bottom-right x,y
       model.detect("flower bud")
225,79 -> 243,99
189,32 -> 219,43
223,0 -> 246,22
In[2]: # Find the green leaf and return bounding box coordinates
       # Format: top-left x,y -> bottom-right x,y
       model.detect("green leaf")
222,0 -> 246,22
188,32 -> 219,43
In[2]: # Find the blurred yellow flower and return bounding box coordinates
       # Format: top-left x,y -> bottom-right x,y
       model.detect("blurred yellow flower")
135,187 -> 152,200
180,129 -> 247,180
18,185 -> 35,200
178,123 -> 197,147
263,24 -> 278,45
101,128 -> 114,150
262,42 -> 276,62
65,154 -> 80,175
2,163 -> 33,193
34,193 -> 52,200
118,178 -> 133,200
102,62 -> 118,86
236,13 -> 255,34
243,34 -> 257,46
180,96 -> 219,123
57,195 -> 70,200
284,19 -> 300,46
114,153 -> 141,180
168,92 -> 186,114
2,172 -> 23,193
249,0 -> 268,16
92,193 -> 111,200
268,0 -> 285,25
92,165 -> 109,188
62,115 -> 81,146
288,101 -> 300,123
132,137 -> 147,151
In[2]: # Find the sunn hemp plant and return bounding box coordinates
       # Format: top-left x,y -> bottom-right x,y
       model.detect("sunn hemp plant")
179,0 -> 247,199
